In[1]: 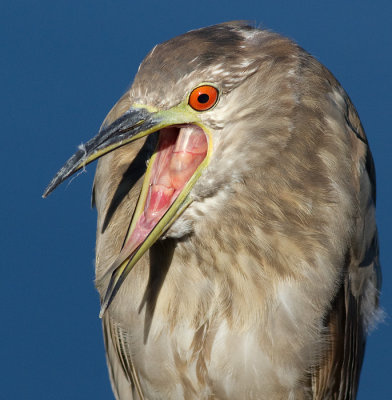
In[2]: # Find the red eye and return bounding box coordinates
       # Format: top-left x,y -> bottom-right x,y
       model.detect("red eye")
189,85 -> 219,111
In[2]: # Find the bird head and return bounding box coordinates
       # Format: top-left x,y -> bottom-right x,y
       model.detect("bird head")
43,22 -> 305,315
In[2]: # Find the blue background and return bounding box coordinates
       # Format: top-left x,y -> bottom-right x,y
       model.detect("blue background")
1,1 -> 391,398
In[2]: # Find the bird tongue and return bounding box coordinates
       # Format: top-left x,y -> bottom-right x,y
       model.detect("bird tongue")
119,125 -> 207,259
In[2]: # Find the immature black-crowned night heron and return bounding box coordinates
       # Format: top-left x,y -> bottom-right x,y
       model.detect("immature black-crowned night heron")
44,22 -> 380,399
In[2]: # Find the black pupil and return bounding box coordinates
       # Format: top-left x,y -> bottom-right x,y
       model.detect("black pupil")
198,93 -> 209,104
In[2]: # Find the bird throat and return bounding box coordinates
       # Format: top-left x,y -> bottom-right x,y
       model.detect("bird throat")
120,125 -> 207,259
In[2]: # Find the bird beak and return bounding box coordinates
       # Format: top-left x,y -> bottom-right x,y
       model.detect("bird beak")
43,103 -> 212,317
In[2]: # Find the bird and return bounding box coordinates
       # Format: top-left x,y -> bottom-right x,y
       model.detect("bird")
44,22 -> 381,400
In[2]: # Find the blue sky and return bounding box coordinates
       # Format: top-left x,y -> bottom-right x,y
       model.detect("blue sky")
1,1 -> 391,398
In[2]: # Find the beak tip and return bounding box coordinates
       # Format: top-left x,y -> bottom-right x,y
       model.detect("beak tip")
42,188 -> 51,199
42,185 -> 52,198
43,106 -> 161,199
99,303 -> 108,319
42,176 -> 61,198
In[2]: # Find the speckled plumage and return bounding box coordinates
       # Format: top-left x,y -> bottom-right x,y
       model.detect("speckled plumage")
92,22 -> 380,399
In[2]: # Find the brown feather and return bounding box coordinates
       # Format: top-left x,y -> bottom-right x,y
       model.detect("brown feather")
91,22 -> 380,399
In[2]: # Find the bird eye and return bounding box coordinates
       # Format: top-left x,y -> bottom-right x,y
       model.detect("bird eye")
188,85 -> 219,111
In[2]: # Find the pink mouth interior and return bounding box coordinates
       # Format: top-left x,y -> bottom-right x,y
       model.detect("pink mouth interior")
117,125 -> 207,262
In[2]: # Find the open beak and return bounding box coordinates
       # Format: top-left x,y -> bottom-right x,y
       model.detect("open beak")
43,104 -> 212,317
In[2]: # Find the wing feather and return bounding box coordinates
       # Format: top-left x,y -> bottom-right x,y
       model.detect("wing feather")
103,315 -> 145,400
311,94 -> 380,399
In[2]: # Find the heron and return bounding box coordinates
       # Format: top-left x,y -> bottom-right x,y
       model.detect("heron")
44,22 -> 380,399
